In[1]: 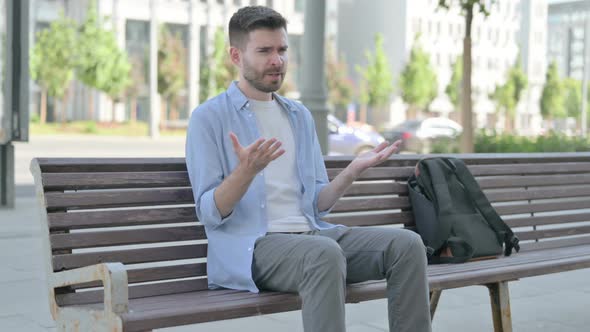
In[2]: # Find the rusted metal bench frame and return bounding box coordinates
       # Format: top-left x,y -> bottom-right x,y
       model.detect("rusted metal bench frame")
31,153 -> 590,332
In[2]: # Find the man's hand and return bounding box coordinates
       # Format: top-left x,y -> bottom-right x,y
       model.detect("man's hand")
348,140 -> 402,178
316,140 -> 402,212
229,132 -> 285,177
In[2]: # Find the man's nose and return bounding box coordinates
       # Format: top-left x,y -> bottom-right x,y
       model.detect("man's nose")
269,52 -> 284,67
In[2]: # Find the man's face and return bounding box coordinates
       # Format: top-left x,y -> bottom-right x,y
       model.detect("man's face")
236,28 -> 288,93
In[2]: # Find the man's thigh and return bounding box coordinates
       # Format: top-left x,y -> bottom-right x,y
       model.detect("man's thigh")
315,226 -> 423,283
252,233 -> 342,292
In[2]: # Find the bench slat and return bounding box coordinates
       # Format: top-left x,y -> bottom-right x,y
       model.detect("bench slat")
506,212 -> 590,228
495,199 -> 590,215
53,244 -> 207,271
37,158 -> 187,173
44,188 -> 195,210
57,278 -> 209,306
331,197 -> 409,213
48,207 -> 198,231
477,173 -> 590,189
43,172 -> 191,190
50,226 -> 206,250
73,263 -> 208,290
486,186 -> 590,202
519,234 -> 590,251
517,225 -> 590,241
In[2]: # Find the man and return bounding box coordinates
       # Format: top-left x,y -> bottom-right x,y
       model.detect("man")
185,6 -> 431,332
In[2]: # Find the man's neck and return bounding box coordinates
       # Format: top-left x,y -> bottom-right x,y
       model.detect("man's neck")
236,80 -> 273,101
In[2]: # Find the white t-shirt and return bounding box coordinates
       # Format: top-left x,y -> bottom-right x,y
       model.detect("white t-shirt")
250,98 -> 312,233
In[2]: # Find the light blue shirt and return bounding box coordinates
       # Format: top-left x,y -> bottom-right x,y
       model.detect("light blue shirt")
185,82 -> 338,293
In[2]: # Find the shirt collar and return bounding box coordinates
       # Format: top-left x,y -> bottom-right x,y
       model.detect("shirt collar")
226,81 -> 298,113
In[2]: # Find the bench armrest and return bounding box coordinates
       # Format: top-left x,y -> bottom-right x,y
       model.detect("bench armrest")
51,263 -> 128,314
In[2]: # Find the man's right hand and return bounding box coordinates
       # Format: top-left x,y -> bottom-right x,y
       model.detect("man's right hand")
229,132 -> 285,177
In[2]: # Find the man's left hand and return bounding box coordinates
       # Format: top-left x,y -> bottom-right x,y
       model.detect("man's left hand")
348,140 -> 402,178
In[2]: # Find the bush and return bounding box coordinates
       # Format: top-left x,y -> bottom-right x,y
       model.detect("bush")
474,130 -> 590,153
30,113 -> 40,124
84,121 -> 98,134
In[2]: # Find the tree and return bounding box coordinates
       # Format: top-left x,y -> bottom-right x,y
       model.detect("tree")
78,0 -> 131,122
356,33 -> 394,126
563,78 -> 582,119
211,28 -> 238,96
490,58 -> 528,131
445,55 -> 463,120
126,55 -> 147,122
30,14 -> 77,124
326,42 -> 354,121
199,28 -> 238,102
158,26 -> 187,123
399,35 -> 438,119
489,79 -> 515,130
540,61 -> 566,122
438,0 -> 497,152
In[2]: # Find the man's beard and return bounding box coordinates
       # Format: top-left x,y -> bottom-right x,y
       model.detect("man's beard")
243,65 -> 285,93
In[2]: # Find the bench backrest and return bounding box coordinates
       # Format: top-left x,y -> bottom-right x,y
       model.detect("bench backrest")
31,153 -> 590,306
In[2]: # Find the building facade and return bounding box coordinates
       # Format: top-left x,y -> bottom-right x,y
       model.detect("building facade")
30,0 -> 306,125
337,0 -> 547,134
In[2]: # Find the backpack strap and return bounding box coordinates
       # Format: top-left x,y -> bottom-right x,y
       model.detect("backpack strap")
446,158 -> 520,256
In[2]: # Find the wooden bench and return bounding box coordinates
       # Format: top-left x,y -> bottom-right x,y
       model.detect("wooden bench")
30,153 -> 590,332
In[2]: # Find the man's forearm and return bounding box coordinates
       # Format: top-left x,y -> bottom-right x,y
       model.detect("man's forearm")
317,166 -> 360,212
214,165 -> 257,218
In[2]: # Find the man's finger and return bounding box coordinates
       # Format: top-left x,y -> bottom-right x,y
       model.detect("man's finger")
229,132 -> 242,152
270,149 -> 285,161
248,137 -> 267,152
257,138 -> 278,152
373,141 -> 390,153
264,141 -> 283,158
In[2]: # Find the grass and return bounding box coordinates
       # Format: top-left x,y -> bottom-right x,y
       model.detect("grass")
30,121 -> 187,137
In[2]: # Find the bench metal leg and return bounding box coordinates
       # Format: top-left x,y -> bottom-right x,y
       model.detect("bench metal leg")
487,281 -> 512,332
429,289 -> 442,320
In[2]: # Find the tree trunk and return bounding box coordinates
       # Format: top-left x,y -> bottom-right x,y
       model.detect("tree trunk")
160,99 -> 167,129
130,97 -> 137,122
40,89 -> 47,124
112,99 -> 118,123
360,103 -> 367,123
460,6 -> 474,153
88,91 -> 94,121
61,96 -> 67,125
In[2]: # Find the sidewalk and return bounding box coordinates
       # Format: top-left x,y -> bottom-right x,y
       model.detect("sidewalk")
1,136 -> 589,331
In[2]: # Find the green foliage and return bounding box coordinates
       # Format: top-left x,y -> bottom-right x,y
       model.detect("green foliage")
77,0 -> 131,101
437,0 -> 496,16
475,130 -> 590,153
540,61 -> 566,119
30,13 -> 77,98
84,121 -> 98,134
30,113 -> 40,124
563,78 -> 582,118
199,63 -> 211,103
399,36 -> 438,111
490,82 -> 515,115
445,56 -> 462,110
158,25 -> 187,101
326,43 -> 354,110
356,33 -> 394,108
211,28 -> 238,96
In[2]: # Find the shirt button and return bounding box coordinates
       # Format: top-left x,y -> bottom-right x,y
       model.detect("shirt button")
259,172 -> 263,176
248,247 -> 252,251
261,203 -> 265,208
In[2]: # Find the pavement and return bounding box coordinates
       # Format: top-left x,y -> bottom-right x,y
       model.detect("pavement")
1,135 -> 589,332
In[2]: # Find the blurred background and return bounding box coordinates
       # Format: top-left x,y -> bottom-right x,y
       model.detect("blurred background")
2,0 -> 590,206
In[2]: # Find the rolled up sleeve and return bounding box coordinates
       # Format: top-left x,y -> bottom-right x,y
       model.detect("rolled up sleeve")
185,109 -> 231,228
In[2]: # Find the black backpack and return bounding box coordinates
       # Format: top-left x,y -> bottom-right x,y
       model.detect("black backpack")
407,157 -> 520,264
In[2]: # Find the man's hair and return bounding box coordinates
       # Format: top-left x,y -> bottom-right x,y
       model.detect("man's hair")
229,6 -> 288,49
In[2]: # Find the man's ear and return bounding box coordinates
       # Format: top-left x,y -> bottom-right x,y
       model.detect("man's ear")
229,46 -> 241,66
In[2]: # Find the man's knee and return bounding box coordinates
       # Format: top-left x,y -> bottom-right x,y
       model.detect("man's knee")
389,229 -> 427,263
304,238 -> 346,276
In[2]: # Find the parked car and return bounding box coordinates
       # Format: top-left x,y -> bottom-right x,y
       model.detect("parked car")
327,114 -> 385,156
380,118 -> 463,153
